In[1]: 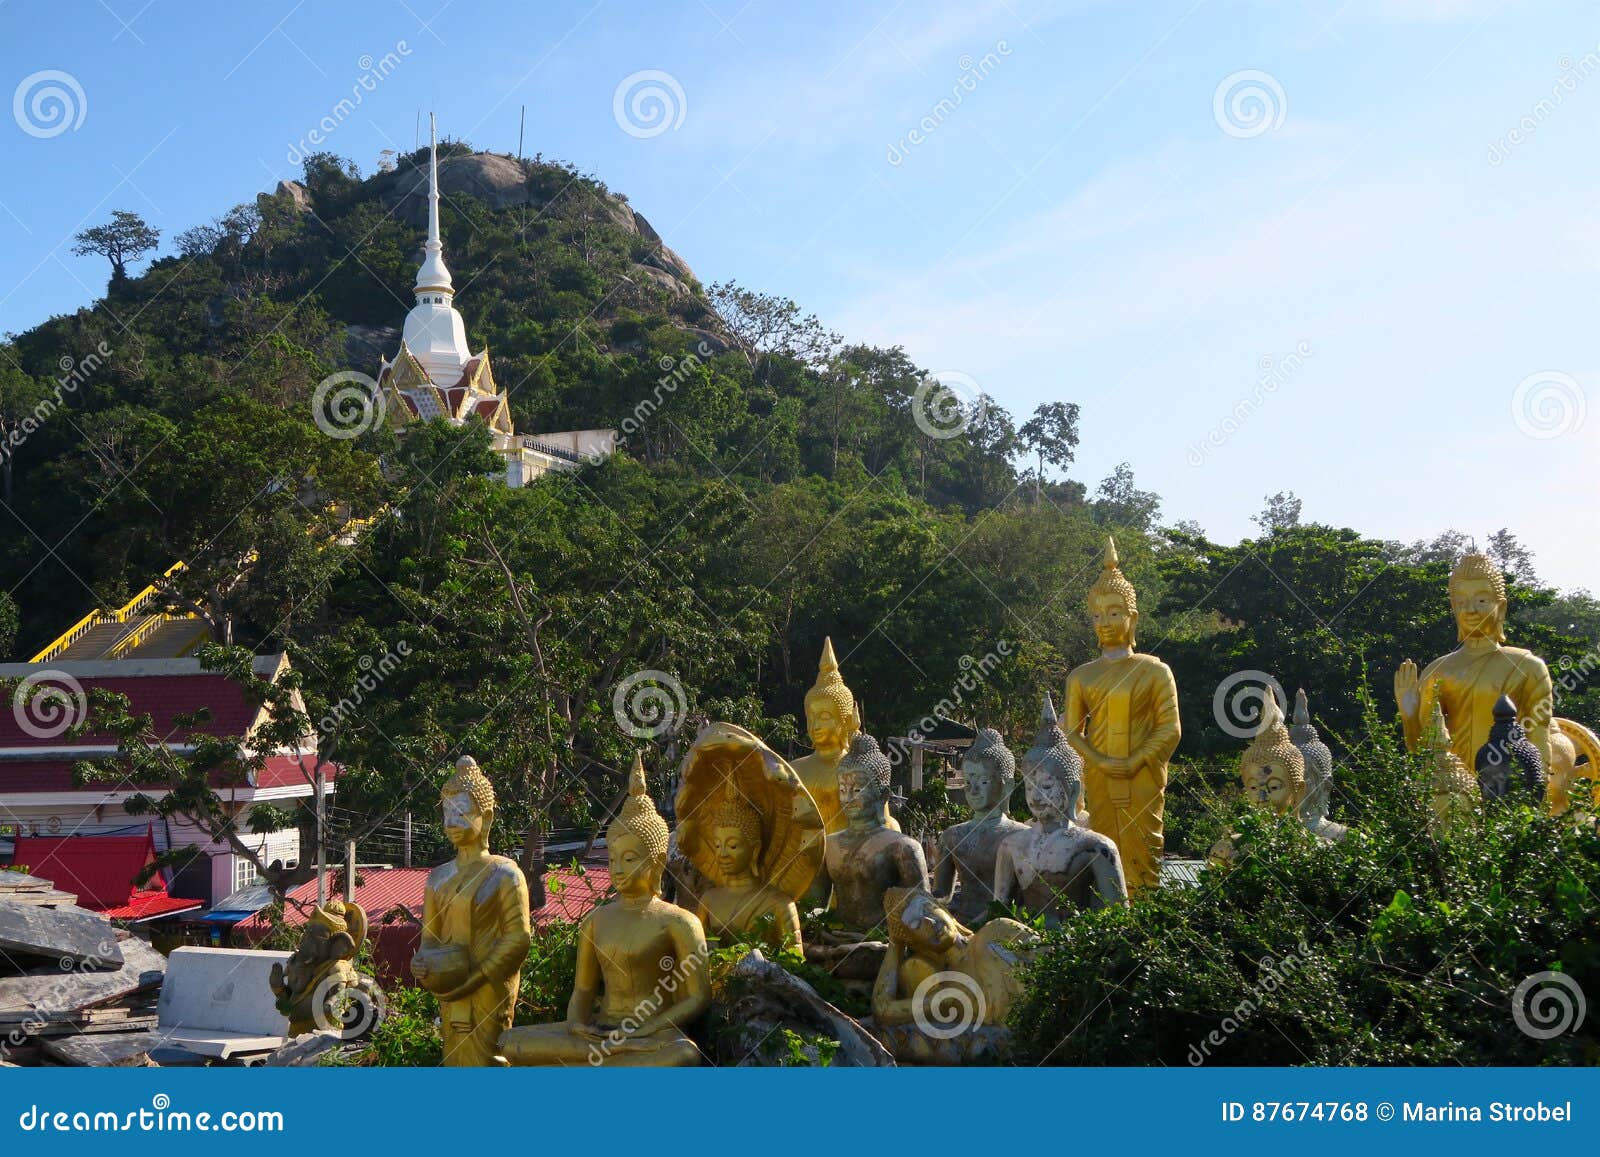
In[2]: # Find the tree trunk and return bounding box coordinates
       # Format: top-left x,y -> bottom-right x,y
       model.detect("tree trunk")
521,822 -> 546,911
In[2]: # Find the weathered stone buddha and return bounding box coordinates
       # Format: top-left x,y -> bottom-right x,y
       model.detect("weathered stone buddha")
932,727 -> 1027,925
1424,702 -> 1479,835
870,885 -> 1039,1064
1065,537 -> 1181,891
1396,552 -> 1555,774
411,756 -> 531,1066
673,721 -> 822,952
995,698 -> 1126,919
270,898 -> 381,1037
1290,689 -> 1347,843
812,733 -> 929,931
792,638 -> 898,838
1474,694 -> 1546,802
1209,694 -> 1307,866
501,754 -> 710,1067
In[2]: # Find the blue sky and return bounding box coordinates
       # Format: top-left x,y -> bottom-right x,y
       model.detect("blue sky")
2,0 -> 1596,590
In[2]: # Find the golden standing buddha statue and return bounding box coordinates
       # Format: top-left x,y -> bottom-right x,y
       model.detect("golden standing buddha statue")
411,756 -> 532,1067
673,721 -> 823,952
500,754 -> 710,1067
793,638 -> 899,836
1395,553 -> 1554,773
1064,538 -> 1181,891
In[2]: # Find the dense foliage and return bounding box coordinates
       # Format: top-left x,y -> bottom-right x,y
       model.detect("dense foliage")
1012,704 -> 1600,1065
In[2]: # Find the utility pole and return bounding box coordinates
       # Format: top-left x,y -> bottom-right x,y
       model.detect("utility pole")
402,810 -> 412,869
344,840 -> 357,904
518,105 -> 525,163
314,764 -> 326,905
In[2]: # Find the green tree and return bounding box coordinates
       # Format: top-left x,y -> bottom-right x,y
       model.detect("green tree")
1018,401 -> 1081,506
72,210 -> 161,286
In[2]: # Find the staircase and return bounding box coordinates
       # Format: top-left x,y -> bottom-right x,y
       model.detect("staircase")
29,563 -> 208,664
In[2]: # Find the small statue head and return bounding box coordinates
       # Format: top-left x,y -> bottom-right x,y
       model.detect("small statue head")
1239,694 -> 1305,816
804,637 -> 860,759
302,899 -> 356,962
1021,693 -> 1083,824
707,794 -> 763,886
1424,701 -> 1478,830
836,732 -> 891,823
1448,552 -> 1507,644
1087,537 -> 1139,649
441,755 -> 495,850
960,728 -> 1016,813
609,753 -> 671,898
884,885 -> 970,958
1289,689 -> 1332,825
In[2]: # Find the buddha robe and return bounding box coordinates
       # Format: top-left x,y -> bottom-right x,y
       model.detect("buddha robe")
1416,645 -> 1553,770
1065,652 -> 1180,892
420,854 -> 531,1066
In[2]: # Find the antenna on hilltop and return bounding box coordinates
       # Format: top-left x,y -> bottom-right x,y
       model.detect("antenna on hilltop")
518,105 -> 525,164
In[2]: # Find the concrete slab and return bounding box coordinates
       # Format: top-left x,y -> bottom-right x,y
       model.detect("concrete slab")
41,1031 -> 157,1067
155,947 -> 289,1058
0,900 -> 124,969
0,937 -> 164,1025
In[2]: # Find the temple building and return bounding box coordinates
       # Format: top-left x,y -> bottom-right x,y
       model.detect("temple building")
377,117 -> 615,485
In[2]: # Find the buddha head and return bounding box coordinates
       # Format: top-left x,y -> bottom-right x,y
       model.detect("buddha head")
1239,695 -> 1305,817
708,794 -> 763,887
1087,537 -> 1138,650
1424,702 -> 1478,829
960,728 -> 1016,813
804,637 -> 860,760
1021,693 -> 1083,824
1448,552 -> 1507,644
442,755 -> 495,851
836,733 -> 891,824
1290,689 -> 1333,825
609,753 -> 671,898
884,885 -> 970,958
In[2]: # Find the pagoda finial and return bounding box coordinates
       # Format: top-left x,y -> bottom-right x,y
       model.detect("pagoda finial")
415,112 -> 453,296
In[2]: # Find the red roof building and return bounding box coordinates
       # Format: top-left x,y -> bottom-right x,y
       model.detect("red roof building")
0,654 -> 335,911
11,825 -> 203,921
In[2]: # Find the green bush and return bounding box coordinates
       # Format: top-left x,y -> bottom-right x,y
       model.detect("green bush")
1010,705 -> 1600,1066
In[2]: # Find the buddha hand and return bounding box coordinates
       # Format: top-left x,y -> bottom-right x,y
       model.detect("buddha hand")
1394,660 -> 1420,716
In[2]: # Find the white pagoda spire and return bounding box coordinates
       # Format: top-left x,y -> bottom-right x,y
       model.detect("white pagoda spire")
399,112 -> 472,385
414,112 -> 453,295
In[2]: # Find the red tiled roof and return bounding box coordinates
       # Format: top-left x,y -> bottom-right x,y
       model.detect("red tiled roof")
9,827 -> 201,919
0,673 -> 261,749
103,890 -> 204,921
472,398 -> 501,420
444,386 -> 466,415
